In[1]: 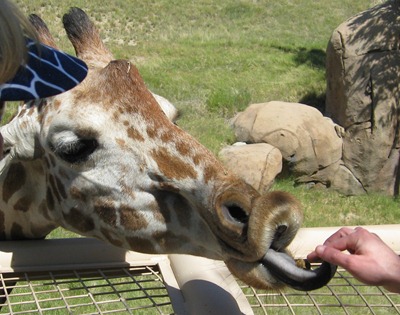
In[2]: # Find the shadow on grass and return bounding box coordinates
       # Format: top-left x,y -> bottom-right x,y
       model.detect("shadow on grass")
293,47 -> 326,69
299,91 -> 326,113
272,45 -> 327,112
272,45 -> 326,69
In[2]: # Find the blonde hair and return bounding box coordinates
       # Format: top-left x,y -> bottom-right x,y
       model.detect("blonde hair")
0,0 -> 37,84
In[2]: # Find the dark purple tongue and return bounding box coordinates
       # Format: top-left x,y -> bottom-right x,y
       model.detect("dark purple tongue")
262,249 -> 337,291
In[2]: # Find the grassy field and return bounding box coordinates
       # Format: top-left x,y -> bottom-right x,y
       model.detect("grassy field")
13,0 -> 399,233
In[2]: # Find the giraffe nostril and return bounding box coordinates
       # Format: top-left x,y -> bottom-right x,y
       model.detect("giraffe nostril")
222,203 -> 249,225
271,224 -> 288,250
276,225 -> 288,237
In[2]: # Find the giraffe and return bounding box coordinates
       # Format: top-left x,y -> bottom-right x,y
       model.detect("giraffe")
0,7 -> 335,291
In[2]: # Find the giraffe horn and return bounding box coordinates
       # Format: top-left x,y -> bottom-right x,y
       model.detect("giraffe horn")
28,14 -> 58,49
62,7 -> 113,68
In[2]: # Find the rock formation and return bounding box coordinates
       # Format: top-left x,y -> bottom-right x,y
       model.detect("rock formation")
325,0 -> 400,195
220,1 -> 400,196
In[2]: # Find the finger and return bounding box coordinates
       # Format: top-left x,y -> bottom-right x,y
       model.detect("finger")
315,245 -> 352,267
307,250 -> 322,263
359,229 -> 384,242
323,227 -> 355,246
320,230 -> 363,254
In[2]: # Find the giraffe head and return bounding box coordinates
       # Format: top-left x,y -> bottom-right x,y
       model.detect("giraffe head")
0,8 -> 335,291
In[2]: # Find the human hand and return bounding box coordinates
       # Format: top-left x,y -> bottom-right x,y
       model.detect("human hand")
307,227 -> 400,293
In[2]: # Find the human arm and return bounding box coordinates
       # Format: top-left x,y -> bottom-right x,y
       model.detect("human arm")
307,227 -> 400,293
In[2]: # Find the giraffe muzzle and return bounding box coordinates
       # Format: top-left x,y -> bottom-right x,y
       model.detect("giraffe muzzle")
220,190 -> 337,290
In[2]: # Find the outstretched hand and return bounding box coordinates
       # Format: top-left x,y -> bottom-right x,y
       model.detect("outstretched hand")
307,227 -> 400,293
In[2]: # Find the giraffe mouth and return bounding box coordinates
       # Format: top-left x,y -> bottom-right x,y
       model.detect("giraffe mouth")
260,249 -> 337,291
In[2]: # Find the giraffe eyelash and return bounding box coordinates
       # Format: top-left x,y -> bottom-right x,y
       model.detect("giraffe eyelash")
50,132 -> 98,164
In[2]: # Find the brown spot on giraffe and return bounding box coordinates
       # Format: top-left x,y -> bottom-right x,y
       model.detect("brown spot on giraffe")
13,196 -> 32,212
203,164 -> 217,184
27,107 -> 36,116
193,153 -> 204,166
146,125 -> 158,139
119,205 -> 148,231
3,163 -> 26,203
63,207 -> 95,233
94,201 -> 117,226
115,138 -> 126,149
69,186 -> 86,202
160,130 -> 173,143
174,139 -> 192,157
151,147 -> 197,180
127,126 -> 144,142
52,99 -> 62,111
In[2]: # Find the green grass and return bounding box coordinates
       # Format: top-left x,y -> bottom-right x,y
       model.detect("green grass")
11,0 -> 399,232
272,178 -> 400,227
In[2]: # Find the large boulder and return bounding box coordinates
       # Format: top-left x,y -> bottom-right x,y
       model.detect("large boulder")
229,100 -> 367,195
325,0 -> 400,195
219,142 -> 282,194
232,101 -> 343,178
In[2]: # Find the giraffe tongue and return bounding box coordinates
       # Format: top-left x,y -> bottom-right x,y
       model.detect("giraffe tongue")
261,249 -> 337,291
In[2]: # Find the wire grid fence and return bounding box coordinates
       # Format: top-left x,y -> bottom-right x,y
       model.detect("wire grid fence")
1,260 -> 399,315
239,265 -> 400,315
0,265 -> 174,315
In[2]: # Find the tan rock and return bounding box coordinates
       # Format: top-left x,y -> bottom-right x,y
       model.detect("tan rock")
232,101 -> 343,176
219,143 -> 282,194
325,0 -> 400,195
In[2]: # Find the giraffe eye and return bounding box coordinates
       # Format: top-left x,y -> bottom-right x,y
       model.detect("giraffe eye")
50,132 -> 98,164
56,138 -> 98,164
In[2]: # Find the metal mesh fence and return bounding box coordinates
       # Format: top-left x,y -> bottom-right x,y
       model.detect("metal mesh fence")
239,265 -> 400,315
2,264 -> 398,315
0,266 -> 174,315
0,237 -> 399,315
